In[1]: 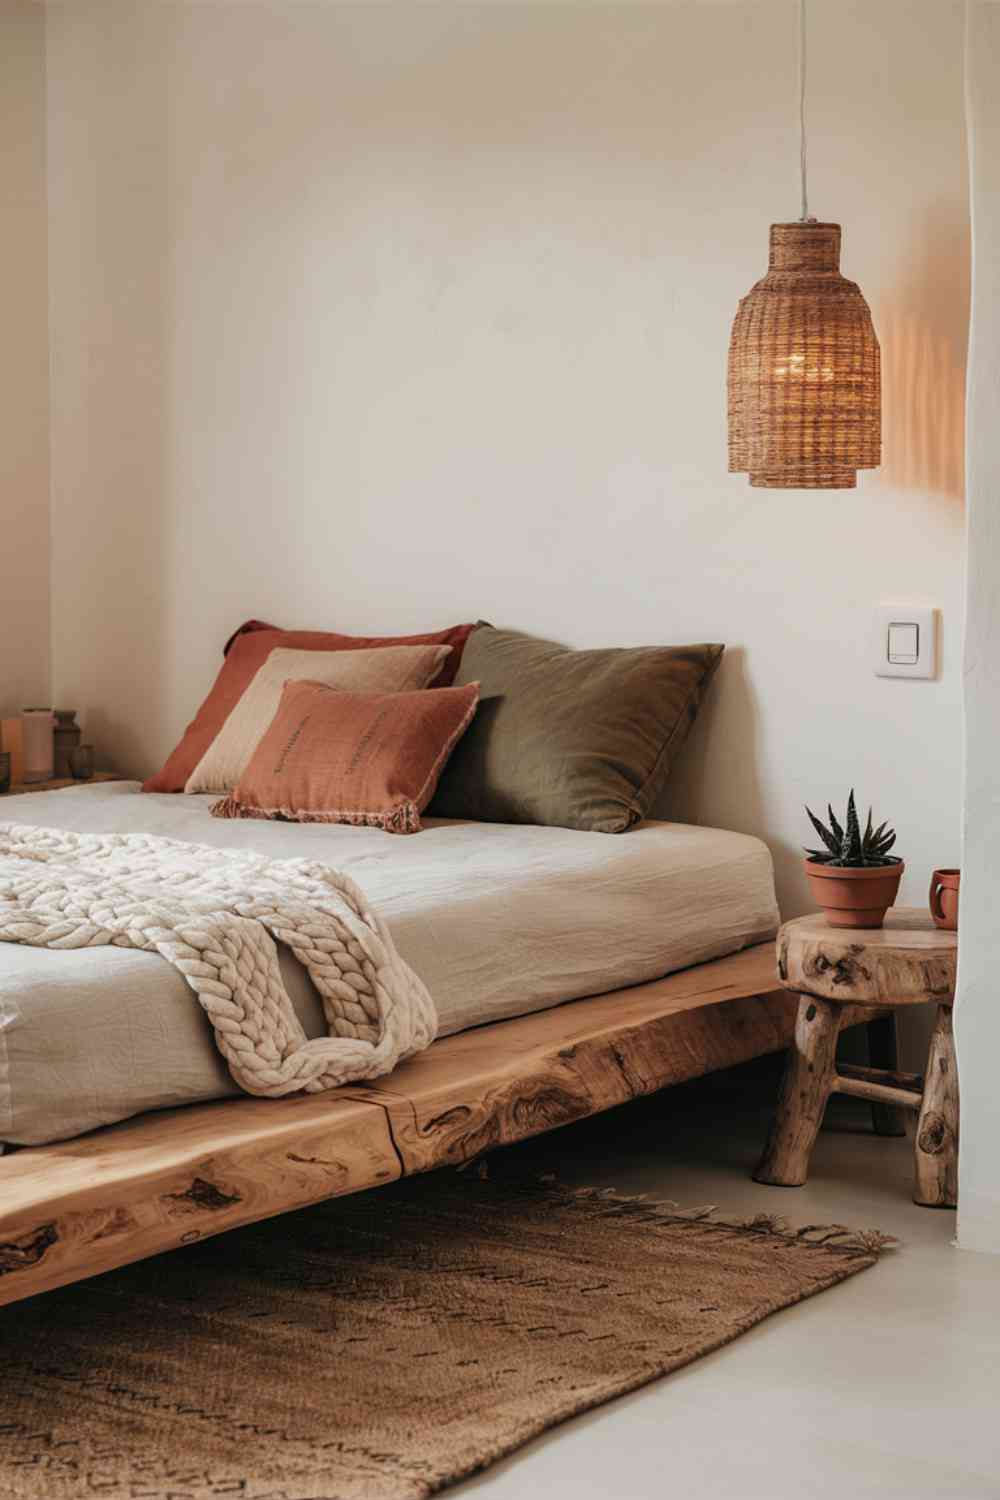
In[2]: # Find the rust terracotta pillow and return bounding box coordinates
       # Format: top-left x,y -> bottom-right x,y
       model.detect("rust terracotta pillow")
143,620 -> 479,793
211,679 -> 480,834
184,643 -> 453,796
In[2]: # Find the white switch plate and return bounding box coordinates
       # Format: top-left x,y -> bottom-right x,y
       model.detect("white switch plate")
873,604 -> 938,679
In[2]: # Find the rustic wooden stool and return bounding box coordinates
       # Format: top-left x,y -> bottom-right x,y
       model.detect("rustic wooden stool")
754,909 -> 959,1208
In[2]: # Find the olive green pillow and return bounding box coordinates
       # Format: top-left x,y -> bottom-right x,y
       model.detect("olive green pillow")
429,625 -> 723,833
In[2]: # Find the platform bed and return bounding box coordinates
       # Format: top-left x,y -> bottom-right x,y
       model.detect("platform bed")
0,942 -> 887,1309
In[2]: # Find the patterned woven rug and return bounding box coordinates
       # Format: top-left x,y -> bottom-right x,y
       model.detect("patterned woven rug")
0,1174 -> 890,1500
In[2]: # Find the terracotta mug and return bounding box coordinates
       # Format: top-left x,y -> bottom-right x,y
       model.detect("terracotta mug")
929,868 -> 960,931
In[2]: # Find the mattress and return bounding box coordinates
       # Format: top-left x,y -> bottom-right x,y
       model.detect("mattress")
0,782 -> 779,1145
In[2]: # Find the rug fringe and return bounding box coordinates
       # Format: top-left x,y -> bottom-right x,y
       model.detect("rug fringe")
461,1169 -> 899,1260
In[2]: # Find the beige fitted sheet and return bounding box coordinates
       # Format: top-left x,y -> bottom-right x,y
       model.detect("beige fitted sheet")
0,782 -> 779,1144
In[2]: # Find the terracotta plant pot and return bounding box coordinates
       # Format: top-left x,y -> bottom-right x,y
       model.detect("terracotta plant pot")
804,858 -> 904,930
929,868 -> 960,931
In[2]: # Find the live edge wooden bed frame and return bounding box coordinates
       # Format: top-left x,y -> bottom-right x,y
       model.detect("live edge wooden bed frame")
0,942 -> 888,1310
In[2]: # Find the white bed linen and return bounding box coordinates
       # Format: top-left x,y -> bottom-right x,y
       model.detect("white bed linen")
0,782 -> 779,1145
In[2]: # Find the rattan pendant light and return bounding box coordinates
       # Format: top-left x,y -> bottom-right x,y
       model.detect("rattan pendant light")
727,0 -> 881,489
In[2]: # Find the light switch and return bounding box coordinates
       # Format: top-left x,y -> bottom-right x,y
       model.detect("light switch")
874,605 -> 937,679
887,622 -> 919,665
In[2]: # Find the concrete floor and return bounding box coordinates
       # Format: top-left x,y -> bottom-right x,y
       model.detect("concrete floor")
456,1059 -> 1000,1500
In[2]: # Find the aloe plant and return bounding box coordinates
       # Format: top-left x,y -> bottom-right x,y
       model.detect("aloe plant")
804,790 -> 901,868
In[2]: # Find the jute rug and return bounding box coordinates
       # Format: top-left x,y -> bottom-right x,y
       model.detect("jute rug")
0,1174 -> 891,1500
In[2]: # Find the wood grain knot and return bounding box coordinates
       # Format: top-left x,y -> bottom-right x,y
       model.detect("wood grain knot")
424,1105 -> 473,1134
286,1153 -> 349,1179
508,1082 -> 590,1133
917,1112 -> 950,1155
0,1223 -> 58,1276
808,953 -> 870,988
165,1178 -> 242,1212
93,1207 -> 137,1242
427,1080 -> 591,1166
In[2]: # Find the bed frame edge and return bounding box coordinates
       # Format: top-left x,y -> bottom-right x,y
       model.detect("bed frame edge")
0,941 -> 886,1309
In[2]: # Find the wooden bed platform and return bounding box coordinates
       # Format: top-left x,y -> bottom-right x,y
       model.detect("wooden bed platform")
0,941 -> 885,1309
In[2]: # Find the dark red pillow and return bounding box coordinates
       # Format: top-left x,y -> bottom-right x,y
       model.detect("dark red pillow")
143,620 -> 478,793
221,618 -> 276,656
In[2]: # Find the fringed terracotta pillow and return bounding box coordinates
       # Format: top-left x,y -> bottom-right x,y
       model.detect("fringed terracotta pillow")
212,680 -> 480,835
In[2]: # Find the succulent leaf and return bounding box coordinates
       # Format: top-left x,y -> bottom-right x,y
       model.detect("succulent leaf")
804,792 -> 899,868
827,804 -> 845,845
843,791 -> 862,863
806,806 -> 840,856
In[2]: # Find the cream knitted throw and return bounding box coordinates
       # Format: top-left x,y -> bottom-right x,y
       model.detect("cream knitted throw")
0,823 -> 437,1096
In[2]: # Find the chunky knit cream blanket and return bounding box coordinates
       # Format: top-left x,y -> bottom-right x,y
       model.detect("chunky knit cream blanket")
0,823 -> 437,1096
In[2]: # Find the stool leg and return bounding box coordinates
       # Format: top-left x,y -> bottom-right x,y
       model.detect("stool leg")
754,994 -> 840,1187
866,1013 -> 908,1137
913,1004 -> 959,1209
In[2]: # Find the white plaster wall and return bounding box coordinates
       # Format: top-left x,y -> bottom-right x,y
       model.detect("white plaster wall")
956,0 -> 1000,1255
0,0 -> 50,717
46,2 -> 967,983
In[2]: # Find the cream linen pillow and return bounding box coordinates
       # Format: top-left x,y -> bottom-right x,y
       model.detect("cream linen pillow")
184,643 -> 451,794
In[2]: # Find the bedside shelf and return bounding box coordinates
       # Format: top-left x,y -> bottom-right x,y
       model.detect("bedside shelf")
4,772 -> 121,796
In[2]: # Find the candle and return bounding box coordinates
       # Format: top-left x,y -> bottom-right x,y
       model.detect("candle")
21,708 -> 55,783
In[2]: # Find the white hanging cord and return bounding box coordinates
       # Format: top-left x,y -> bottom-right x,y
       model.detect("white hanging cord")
799,0 -> 814,222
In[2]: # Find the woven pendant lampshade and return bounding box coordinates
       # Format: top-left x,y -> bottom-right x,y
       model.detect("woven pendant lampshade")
728,221 -> 881,489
